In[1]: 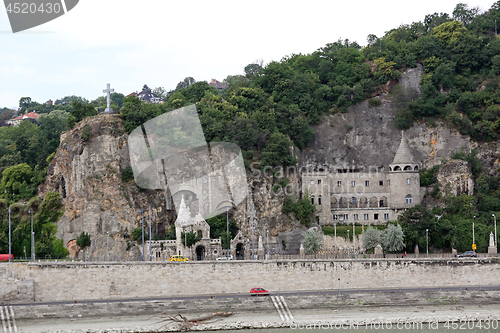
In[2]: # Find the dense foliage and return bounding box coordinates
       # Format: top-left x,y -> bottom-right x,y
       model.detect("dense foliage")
0,192 -> 67,258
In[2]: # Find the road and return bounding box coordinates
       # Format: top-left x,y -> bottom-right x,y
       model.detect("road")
8,284 -> 500,307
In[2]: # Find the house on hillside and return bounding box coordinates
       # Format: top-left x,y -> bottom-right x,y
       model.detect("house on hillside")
208,79 -> 227,90
7,111 -> 41,126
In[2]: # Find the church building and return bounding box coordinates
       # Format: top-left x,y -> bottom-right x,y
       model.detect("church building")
302,133 -> 421,225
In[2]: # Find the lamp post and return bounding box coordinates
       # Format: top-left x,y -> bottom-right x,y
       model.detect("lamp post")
266,230 -> 269,260
8,191 -> 14,262
148,206 -> 152,261
226,207 -> 229,255
347,230 -> 350,256
426,229 -> 429,257
493,214 -> 497,249
251,206 -> 255,260
106,231 -> 109,261
334,222 -> 337,258
473,216 -> 476,250
29,208 -> 34,261
140,208 -> 144,261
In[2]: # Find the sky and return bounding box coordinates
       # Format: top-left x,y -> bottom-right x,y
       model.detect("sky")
0,0 -> 497,110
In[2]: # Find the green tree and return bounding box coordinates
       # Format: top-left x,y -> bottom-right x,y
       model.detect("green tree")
76,231 -> 91,260
181,230 -> 201,248
381,224 -> 405,252
363,227 -> 382,252
302,228 -> 323,254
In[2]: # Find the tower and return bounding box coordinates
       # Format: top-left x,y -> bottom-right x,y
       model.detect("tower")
389,132 -> 420,209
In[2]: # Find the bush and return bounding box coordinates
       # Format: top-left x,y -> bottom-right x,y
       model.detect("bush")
121,166 -> 134,182
369,99 -> 382,107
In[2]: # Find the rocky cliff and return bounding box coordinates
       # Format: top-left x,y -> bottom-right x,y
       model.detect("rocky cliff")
40,66 -> 500,259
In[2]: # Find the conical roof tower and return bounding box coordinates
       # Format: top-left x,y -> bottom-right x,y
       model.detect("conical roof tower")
390,131 -> 418,171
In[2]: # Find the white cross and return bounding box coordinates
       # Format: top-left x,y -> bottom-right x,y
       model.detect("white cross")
103,83 -> 114,113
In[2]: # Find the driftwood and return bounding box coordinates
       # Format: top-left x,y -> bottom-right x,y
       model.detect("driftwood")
163,312 -> 234,330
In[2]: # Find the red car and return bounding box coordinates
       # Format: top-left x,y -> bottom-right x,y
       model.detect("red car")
250,288 -> 270,296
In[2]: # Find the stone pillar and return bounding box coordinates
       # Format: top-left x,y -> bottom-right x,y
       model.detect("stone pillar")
257,235 -> 264,258
300,244 -> 305,258
414,244 -> 419,258
488,232 -> 497,256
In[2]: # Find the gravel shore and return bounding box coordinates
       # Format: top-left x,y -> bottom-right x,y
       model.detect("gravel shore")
16,304 -> 500,332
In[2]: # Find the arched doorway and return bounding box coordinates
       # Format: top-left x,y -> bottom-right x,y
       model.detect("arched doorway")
236,243 -> 244,260
196,245 -> 205,261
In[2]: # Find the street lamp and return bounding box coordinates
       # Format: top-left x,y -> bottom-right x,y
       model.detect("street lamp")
473,216 -> 476,250
493,214 -> 497,249
28,208 -> 34,261
347,230 -> 350,256
106,231 -> 109,261
251,206 -> 255,260
426,229 -> 429,257
139,208 -> 144,261
266,230 -> 269,260
149,206 -> 152,262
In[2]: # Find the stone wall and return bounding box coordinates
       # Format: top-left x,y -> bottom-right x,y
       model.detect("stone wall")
4,259 -> 500,303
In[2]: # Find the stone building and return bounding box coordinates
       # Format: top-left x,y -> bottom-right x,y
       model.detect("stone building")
302,132 -> 421,225
147,195 -> 253,260
148,195 -> 223,260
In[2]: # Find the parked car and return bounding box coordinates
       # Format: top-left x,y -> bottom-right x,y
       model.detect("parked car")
456,251 -> 477,258
250,288 -> 270,296
216,255 -> 234,261
169,255 -> 189,261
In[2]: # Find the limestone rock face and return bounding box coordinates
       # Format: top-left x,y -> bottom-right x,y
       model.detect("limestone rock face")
436,159 -> 474,196
41,115 -> 175,261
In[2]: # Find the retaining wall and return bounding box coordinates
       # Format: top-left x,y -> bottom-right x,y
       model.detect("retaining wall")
2,258 -> 499,302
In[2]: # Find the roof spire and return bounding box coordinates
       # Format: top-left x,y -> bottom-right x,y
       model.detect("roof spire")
391,131 -> 415,165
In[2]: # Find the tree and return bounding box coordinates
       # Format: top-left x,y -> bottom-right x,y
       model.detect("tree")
76,231 -> 91,260
366,34 -> 378,46
244,63 -> 262,77
381,224 -> 405,252
67,102 -> 97,128
453,3 -> 480,26
363,227 -> 382,252
302,228 -> 323,254
175,77 -> 196,90
181,230 -> 201,248
142,84 -> 150,91
110,92 -> 125,108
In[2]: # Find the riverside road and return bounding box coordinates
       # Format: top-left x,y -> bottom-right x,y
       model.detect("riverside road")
8,284 -> 500,307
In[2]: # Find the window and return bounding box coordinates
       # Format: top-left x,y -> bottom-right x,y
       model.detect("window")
365,181 -> 369,186
379,180 -> 384,186
364,214 -> 369,220
318,179 -> 322,184
379,199 -> 384,207
406,194 -> 413,204
318,195 -> 322,206
384,213 -> 389,220
311,195 -> 315,205
310,180 -> 314,185
333,214 -> 338,220
343,214 -> 348,220
407,178 -> 411,185
374,214 -> 379,220
337,181 -> 342,186
351,181 -> 355,187
354,214 -> 359,221
351,197 -> 356,205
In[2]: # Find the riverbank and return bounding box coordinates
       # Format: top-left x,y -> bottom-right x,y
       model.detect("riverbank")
12,290 -> 500,332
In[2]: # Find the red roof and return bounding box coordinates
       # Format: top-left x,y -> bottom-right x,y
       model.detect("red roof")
10,112 -> 41,121
126,92 -> 138,98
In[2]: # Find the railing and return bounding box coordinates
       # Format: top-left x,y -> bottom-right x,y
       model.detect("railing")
5,252 -> 496,263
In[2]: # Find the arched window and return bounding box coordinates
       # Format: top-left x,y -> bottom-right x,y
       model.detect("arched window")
197,230 -> 202,239
394,166 -> 401,171
404,165 -> 412,171
414,165 -> 419,171
311,195 -> 314,205
405,194 -> 413,204
318,195 -> 322,206
351,197 -> 356,205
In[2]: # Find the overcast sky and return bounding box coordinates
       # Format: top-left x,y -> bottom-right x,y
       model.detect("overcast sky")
0,0 -> 497,109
